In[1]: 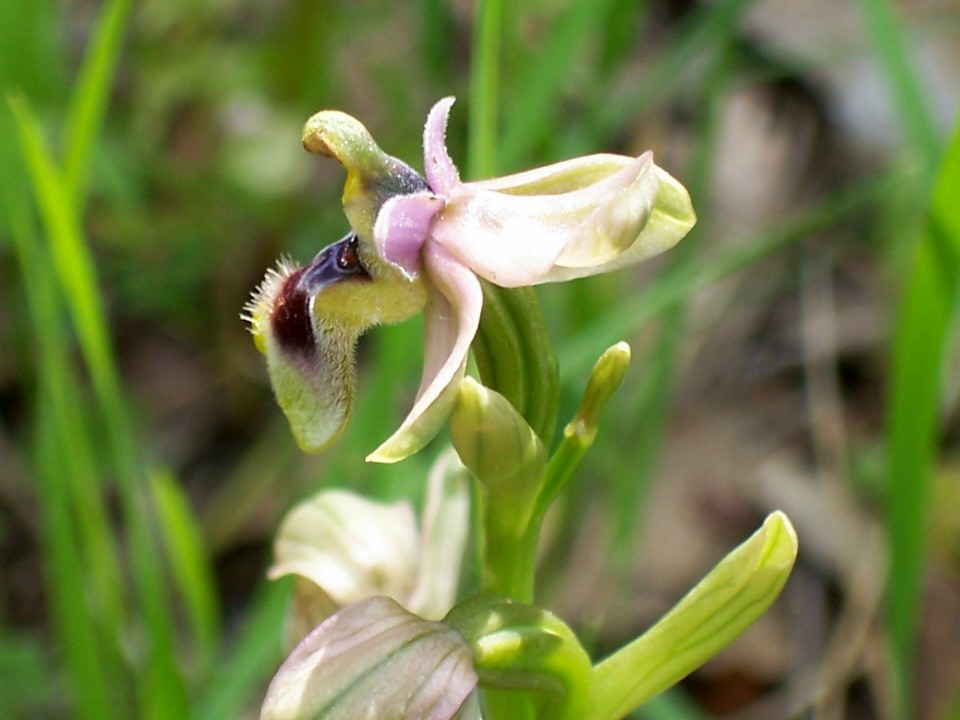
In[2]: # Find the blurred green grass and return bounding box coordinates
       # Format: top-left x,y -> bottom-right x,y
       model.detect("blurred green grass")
1,0 -> 958,718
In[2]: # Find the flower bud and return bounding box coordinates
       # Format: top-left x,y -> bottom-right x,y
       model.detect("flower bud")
449,378 -> 545,528
567,342 -> 631,446
445,596 -> 591,720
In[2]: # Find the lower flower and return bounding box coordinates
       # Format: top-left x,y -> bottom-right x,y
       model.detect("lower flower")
260,597 -> 479,720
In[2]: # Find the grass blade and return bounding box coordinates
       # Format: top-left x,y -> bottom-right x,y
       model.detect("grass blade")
468,0 -> 504,178
64,0 -> 132,204
884,118 -> 960,715
7,94 -> 125,442
35,400 -> 118,720
152,469 -> 222,674
4,172 -> 122,720
10,92 -> 188,719
855,0 -> 941,171
498,0 -> 626,168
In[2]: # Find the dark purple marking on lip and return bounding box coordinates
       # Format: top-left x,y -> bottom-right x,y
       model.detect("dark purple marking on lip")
271,267 -> 314,359
301,232 -> 371,293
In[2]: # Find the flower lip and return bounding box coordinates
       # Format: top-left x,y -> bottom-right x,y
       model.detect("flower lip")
266,232 -> 372,362
299,231 -> 371,293
271,267 -> 314,360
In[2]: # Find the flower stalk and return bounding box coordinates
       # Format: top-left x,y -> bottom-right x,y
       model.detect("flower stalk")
249,93 -> 800,720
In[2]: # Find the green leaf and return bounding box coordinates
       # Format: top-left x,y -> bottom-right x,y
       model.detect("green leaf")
151,469 -> 222,672
884,117 -> 960,714
64,0 -> 132,204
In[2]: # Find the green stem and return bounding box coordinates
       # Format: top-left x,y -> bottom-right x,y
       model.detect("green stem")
468,0 -> 502,179
481,512 -> 542,604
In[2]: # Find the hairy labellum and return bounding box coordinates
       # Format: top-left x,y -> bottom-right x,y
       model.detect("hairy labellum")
244,233 -> 375,453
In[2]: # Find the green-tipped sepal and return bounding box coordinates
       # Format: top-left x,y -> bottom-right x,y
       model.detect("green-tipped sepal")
587,511 -> 799,719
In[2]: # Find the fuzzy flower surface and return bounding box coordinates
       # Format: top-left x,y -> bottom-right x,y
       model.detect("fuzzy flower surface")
248,98 -> 695,462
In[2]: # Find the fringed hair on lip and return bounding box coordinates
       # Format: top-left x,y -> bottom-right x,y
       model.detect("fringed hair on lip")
242,256 -> 302,341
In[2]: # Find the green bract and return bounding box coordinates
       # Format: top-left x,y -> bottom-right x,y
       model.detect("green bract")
588,511 -> 799,719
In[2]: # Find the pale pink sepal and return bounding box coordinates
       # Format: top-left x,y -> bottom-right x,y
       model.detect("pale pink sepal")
430,152 -> 659,287
267,491 -> 419,610
260,597 -> 478,720
366,244 -> 483,463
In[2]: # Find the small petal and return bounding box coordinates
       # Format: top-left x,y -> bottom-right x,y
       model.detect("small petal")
261,597 -> 478,720
367,246 -> 482,463
423,97 -> 460,194
374,192 -> 446,279
431,153 -> 659,287
269,491 -> 420,612
468,153 -> 633,194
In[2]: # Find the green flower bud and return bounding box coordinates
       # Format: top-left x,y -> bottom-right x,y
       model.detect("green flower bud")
567,341 -> 631,446
449,377 -> 545,529
445,596 -> 591,720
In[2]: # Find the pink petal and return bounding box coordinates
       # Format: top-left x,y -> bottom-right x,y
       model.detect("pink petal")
431,153 -> 658,287
423,97 -> 460,194
374,192 -> 445,279
366,245 -> 482,463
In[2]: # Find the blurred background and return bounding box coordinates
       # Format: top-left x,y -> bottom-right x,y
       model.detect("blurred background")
1,0 -> 959,718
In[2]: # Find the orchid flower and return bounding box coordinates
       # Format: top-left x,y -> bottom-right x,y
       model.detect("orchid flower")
268,450 -> 470,648
247,98 -> 695,462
